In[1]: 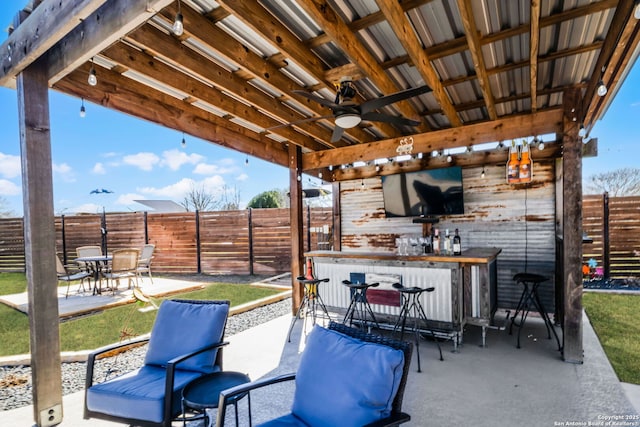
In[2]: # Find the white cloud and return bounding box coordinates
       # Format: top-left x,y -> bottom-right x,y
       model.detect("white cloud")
0,179 -> 20,196
92,162 -> 106,174
161,149 -> 204,171
123,152 -> 160,171
235,173 -> 249,182
0,153 -> 21,178
69,203 -> 102,214
53,162 -> 76,183
116,192 -> 145,206
138,176 -> 226,200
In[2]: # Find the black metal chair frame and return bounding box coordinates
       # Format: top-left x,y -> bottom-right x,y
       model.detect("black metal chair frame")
216,322 -> 413,427
392,283 -> 443,372
287,276 -> 331,342
509,273 -> 562,351
342,279 -> 381,331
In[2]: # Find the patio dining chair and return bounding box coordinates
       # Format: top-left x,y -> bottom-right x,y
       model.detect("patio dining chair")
56,255 -> 91,298
102,248 -> 140,293
75,245 -> 103,272
84,299 -> 230,427
136,243 -> 155,283
216,321 -> 413,427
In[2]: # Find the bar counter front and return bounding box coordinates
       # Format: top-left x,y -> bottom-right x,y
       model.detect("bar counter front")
305,248 -> 501,348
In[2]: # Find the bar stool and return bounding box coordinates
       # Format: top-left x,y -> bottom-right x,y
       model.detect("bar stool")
287,276 -> 331,342
509,272 -> 562,350
392,283 -> 443,372
341,280 -> 381,332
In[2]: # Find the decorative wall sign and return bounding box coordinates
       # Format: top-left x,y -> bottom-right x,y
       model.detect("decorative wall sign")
396,136 -> 414,155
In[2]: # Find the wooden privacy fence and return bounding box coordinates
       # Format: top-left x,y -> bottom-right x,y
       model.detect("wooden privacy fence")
583,194 -> 640,279
0,207 -> 333,275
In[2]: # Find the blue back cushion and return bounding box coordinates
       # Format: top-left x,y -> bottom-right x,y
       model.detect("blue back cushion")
144,300 -> 229,373
291,326 -> 405,427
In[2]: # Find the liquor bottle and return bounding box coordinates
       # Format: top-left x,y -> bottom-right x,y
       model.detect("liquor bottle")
433,228 -> 440,255
453,228 -> 462,255
519,140 -> 532,183
507,140 -> 520,183
444,229 -> 451,255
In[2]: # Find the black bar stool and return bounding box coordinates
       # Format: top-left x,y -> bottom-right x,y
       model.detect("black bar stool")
287,276 -> 331,342
509,273 -> 562,350
341,280 -> 381,332
392,283 -> 443,372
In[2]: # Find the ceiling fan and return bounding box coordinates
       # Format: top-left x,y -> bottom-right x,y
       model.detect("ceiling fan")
293,78 -> 431,143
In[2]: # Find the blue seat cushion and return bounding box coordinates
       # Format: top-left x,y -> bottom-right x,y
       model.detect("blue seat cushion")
86,365 -> 208,423
258,413 -> 310,427
290,325 -> 405,427
145,299 -> 229,373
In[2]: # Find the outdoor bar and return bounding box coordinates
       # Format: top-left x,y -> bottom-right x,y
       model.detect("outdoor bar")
306,248 -> 500,347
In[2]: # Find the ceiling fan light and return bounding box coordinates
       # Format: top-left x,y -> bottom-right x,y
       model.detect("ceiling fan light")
334,114 -> 361,129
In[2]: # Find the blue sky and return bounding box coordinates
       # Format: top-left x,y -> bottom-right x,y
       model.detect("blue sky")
0,2 -> 639,217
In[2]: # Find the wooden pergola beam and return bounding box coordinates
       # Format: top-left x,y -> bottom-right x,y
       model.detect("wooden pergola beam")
376,0 -> 461,127
43,0 -> 175,84
53,65 -> 289,167
302,109 -> 563,170
0,0 -> 108,87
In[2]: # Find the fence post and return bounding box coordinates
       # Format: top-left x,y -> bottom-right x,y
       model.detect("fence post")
603,192 -> 610,280
248,208 -> 254,275
196,210 -> 201,274
61,215 -> 67,264
143,211 -> 148,244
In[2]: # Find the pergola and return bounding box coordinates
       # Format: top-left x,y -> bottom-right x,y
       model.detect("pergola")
2,0 -> 639,425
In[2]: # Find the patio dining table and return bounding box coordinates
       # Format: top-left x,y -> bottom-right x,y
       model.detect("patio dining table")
74,255 -> 112,295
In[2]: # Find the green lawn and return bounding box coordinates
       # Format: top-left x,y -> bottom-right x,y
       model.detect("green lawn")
583,292 -> 640,384
0,274 -> 283,356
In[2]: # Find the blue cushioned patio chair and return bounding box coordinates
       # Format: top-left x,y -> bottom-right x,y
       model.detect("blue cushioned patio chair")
216,321 -> 413,427
84,299 -> 230,427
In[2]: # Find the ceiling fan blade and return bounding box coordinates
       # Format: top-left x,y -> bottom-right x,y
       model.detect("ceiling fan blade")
360,112 -> 421,127
360,85 -> 432,114
265,115 -> 333,131
331,126 -> 345,143
293,90 -> 341,110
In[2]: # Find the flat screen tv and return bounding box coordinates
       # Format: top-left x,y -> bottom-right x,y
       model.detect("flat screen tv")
381,166 -> 464,217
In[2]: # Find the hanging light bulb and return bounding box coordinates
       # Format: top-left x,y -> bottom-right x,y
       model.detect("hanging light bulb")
173,0 -> 184,36
245,155 -> 249,165
79,99 -> 86,118
497,140 -> 505,150
635,0 -> 640,20
538,138 -> 545,151
481,166 -> 485,179
446,153 -> 452,163
579,124 -> 586,138
181,132 -> 186,147
88,59 -> 97,86
597,80 -> 607,97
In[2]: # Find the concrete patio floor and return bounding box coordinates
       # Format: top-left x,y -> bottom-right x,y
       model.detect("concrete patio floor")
3,308 -> 639,426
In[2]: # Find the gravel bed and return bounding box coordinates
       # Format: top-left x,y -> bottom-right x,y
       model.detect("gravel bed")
0,298 -> 292,412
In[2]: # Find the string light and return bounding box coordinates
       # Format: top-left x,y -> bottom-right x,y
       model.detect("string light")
245,155 -> 249,165
597,80 -> 607,97
88,58 -> 97,86
481,166 -> 485,179
173,0 -> 184,36
181,132 -> 186,147
79,99 -> 86,118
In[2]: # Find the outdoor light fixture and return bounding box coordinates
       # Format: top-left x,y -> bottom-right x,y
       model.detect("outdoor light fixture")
80,99 -> 86,118
579,124 -> 586,138
334,113 -> 361,129
538,138 -> 545,151
446,152 -> 452,163
597,80 -> 607,97
481,166 -> 485,179
88,59 -> 97,86
173,0 -> 184,36
181,133 -> 186,147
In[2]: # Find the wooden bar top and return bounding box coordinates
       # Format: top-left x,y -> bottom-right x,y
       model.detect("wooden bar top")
305,248 -> 502,264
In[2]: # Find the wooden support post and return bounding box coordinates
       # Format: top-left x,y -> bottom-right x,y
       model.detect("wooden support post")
248,208 -> 254,276
289,144 -> 304,314
17,57 -> 63,426
562,87 -> 584,363
195,210 -> 201,274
